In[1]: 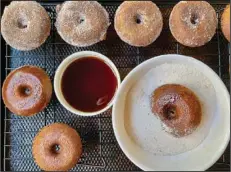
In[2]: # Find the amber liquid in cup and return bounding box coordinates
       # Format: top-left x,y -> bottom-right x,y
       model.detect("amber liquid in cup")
61,57 -> 118,112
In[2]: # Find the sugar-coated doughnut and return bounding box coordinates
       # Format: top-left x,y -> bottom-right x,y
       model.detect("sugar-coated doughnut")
2,66 -> 52,116
55,1 -> 110,47
32,123 -> 82,171
169,1 -> 217,47
114,1 -> 163,47
151,84 -> 202,137
221,5 -> 230,42
1,1 -> 51,50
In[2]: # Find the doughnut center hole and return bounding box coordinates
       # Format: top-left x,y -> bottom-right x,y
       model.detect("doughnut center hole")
17,18 -> 28,29
51,144 -> 61,154
77,17 -> 85,24
190,14 -> 199,25
163,105 -> 177,120
135,14 -> 142,24
80,18 -> 84,23
17,85 -> 31,97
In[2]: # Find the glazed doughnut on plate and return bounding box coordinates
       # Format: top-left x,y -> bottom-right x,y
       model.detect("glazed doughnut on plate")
55,1 -> 110,47
1,1 -> 51,51
151,84 -> 202,137
114,1 -> 163,47
169,1 -> 217,47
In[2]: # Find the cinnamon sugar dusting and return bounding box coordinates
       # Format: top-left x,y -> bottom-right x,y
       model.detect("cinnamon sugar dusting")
221,5 -> 230,41
169,1 -> 217,47
124,63 -> 216,155
151,84 -> 202,137
2,66 -> 52,116
55,1 -> 110,46
1,1 -> 51,50
114,1 -> 163,47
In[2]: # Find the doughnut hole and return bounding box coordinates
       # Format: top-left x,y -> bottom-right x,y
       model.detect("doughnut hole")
190,13 -> 199,25
17,18 -> 28,29
77,16 -> 85,24
163,104 -> 177,120
16,85 -> 32,97
50,144 -> 61,155
135,14 -> 142,24
80,18 -> 85,23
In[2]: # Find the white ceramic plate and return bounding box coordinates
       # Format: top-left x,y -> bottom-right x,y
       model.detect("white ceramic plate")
112,54 -> 230,171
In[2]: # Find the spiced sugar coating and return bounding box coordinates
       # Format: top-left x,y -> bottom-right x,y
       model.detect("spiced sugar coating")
151,84 -> 202,137
55,1 -> 110,47
114,1 -> 163,47
1,1 -> 51,51
32,123 -> 82,171
2,66 -> 52,116
169,1 -> 217,47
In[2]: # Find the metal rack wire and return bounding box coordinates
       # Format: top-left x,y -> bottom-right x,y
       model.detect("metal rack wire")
2,2 -> 230,171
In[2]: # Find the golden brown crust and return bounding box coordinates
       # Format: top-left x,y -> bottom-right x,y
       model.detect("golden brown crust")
114,1 -> 163,47
32,123 -> 82,171
151,84 -> 202,137
169,1 -> 217,47
2,65 -> 52,116
55,1 -> 110,47
1,1 -> 51,51
221,4 -> 230,42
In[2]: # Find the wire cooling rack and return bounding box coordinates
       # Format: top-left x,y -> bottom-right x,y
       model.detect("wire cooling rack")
1,1 -> 230,171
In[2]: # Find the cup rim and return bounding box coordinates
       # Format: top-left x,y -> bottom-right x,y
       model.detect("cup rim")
54,51 -> 121,116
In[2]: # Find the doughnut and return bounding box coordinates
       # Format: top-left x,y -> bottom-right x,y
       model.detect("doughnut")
2,66 -> 52,116
221,5 -> 230,42
114,1 -> 163,47
55,1 -> 110,47
151,84 -> 202,137
169,1 -> 217,47
1,1 -> 51,51
32,123 -> 82,171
